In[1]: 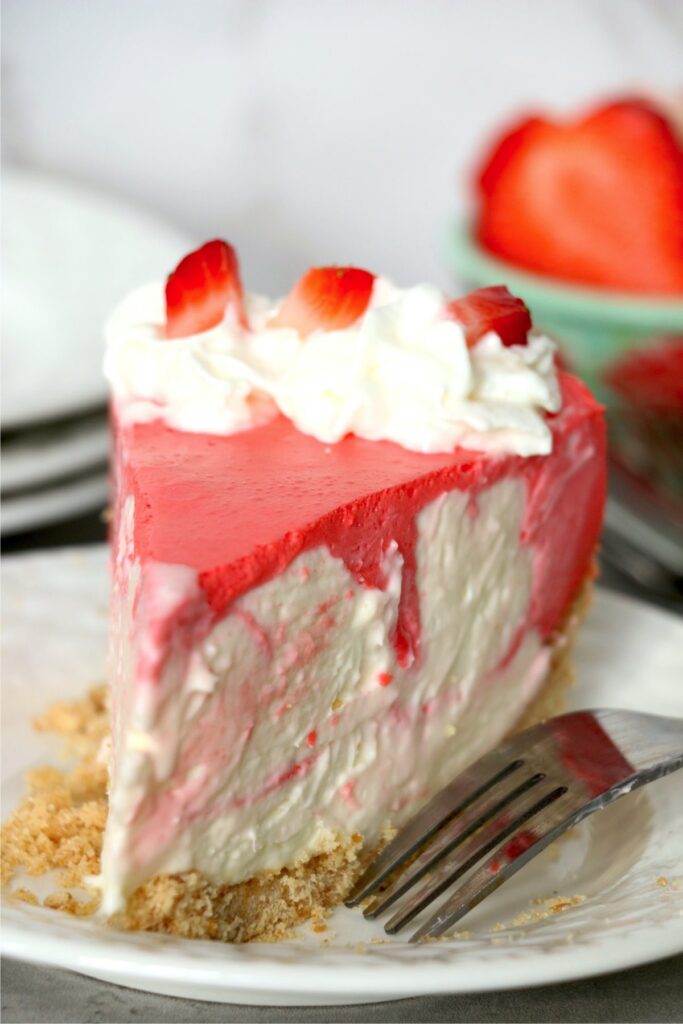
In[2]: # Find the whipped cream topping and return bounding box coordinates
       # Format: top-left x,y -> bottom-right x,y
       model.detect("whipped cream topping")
105,277 -> 561,456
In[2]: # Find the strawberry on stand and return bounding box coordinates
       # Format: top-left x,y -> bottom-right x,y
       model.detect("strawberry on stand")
604,338 -> 683,520
475,97 -> 683,296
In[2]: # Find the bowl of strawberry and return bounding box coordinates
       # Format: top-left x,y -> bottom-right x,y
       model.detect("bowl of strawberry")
450,95 -> 683,565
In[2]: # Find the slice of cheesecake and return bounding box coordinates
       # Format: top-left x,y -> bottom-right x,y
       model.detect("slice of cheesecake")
101,242 -> 605,941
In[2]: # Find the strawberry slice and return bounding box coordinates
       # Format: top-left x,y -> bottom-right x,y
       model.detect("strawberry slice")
165,239 -> 248,339
270,267 -> 375,337
604,336 -> 683,412
446,285 -> 531,347
475,98 -> 683,295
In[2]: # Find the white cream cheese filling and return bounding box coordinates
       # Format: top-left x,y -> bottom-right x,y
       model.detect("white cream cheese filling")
100,477 -> 550,915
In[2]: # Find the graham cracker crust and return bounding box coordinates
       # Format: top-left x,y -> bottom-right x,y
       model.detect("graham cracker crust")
1,570 -> 595,943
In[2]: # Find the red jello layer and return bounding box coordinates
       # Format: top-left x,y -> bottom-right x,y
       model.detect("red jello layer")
117,373 -> 605,664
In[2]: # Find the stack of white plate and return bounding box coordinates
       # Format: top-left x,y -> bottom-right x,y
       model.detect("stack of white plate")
2,413 -> 110,535
1,170 -> 190,536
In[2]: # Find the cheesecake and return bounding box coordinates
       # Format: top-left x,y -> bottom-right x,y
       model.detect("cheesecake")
101,241 -> 605,941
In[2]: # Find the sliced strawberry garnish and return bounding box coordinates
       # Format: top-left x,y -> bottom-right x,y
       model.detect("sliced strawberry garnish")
165,239 -> 248,339
446,285 -> 531,347
475,98 -> 683,295
270,267 -> 375,338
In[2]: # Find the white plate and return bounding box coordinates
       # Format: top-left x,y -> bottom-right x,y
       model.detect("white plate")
1,473 -> 108,535
1,170 -> 190,430
1,547 -> 682,1005
2,413 -> 110,495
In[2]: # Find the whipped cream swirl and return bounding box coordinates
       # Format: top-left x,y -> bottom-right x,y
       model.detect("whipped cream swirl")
104,278 -> 561,456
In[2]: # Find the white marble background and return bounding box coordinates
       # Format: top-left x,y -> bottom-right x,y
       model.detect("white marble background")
2,0 -> 682,294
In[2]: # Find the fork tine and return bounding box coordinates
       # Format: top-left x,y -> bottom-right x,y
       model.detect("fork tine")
385,782 -> 572,935
346,723 -> 551,907
363,770 -> 546,920
409,788 -> 584,942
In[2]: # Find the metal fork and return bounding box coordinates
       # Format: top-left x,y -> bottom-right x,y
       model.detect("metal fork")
346,709 -> 683,943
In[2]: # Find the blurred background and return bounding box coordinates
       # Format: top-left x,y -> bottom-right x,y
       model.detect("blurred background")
2,0 -> 682,606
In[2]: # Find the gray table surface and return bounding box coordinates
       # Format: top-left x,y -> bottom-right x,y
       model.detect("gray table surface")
2,532 -> 682,1022
3,954 -> 683,1023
